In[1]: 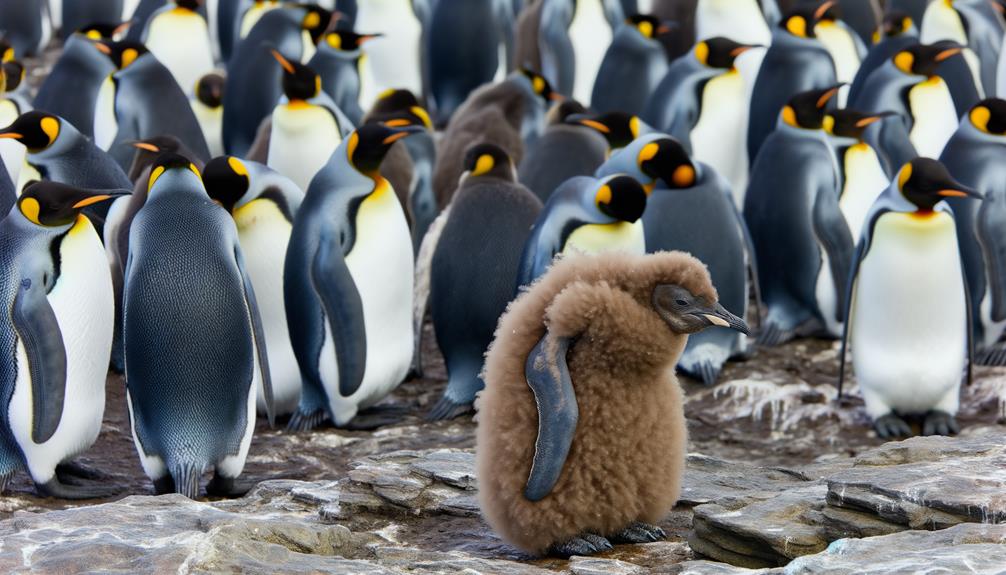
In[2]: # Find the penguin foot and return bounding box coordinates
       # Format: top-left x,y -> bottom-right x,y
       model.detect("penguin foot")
548,533 -> 613,558
695,361 -> 722,387
206,474 -> 253,498
345,405 -> 410,430
0,471 -> 14,494
922,411 -> 960,436
426,396 -> 474,421
36,478 -> 122,500
874,413 -> 913,439
756,323 -> 794,347
977,345 -> 1006,366
287,408 -> 330,432
56,461 -> 111,481
610,522 -> 667,544
153,475 -> 176,495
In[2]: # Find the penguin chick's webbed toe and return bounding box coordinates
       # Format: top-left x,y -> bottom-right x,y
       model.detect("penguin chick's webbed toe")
36,478 -> 122,500
922,411 -> 960,436
874,413 -> 913,439
549,534 -> 613,558
610,522 -> 667,544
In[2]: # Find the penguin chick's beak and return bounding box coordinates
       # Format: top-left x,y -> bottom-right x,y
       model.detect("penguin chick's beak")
381,125 -> 424,144
71,190 -> 131,209
696,303 -> 750,335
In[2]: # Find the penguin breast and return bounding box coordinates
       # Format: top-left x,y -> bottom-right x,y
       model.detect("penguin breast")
563,220 -> 646,258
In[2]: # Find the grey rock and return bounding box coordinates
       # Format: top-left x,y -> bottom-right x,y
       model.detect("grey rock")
679,454 -> 809,507
570,556 -> 646,575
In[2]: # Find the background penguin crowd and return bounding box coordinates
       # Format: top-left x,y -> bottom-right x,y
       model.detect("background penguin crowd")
0,0 -> 1003,559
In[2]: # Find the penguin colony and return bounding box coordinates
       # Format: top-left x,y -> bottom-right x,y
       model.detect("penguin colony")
0,0 -> 1002,559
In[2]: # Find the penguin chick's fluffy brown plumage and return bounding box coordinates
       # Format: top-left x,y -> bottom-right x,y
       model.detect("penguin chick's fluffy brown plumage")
476,251 -> 718,555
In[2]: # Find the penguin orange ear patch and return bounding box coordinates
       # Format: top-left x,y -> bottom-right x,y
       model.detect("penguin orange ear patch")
595,184 -> 613,207
471,154 -> 495,177
40,117 -> 59,144
673,165 -> 696,188
897,164 -> 913,190
971,106 -> 992,133
227,157 -> 249,176
786,15 -> 808,37
894,51 -> 914,74
19,197 -> 41,225
782,105 -> 798,128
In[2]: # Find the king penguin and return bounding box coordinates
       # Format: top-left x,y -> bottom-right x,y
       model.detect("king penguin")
744,86 -> 854,346
190,72 -> 225,157
813,1 -> 868,105
839,158 -> 981,438
590,15 -> 672,116
823,108 -> 892,239
140,0 -> 215,96
920,0 -> 1003,98
204,155 -> 306,417
283,124 -> 422,430
353,0 -> 424,110
0,182 -> 126,498
939,99 -> 1006,365
427,144 -> 543,420
0,63 -> 29,189
539,0 -> 625,103
124,153 -> 274,499
695,0 -> 773,45
308,30 -> 381,126
847,11 -> 918,105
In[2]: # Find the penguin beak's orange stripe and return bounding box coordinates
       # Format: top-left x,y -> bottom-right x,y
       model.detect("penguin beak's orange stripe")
72,195 -> 113,208
814,0 -> 836,20
382,132 -> 409,145
271,49 -> 295,74
935,48 -> 962,62
816,88 -> 840,108
383,119 -> 412,128
0,132 -> 22,140
938,190 -> 969,197
579,119 -> 610,133
131,142 -> 160,152
95,42 -> 111,54
855,116 -> 883,128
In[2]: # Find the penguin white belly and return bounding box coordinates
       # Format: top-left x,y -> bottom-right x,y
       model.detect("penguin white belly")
695,0 -> 771,45
0,99 -> 24,185
301,31 -> 317,63
920,5 -> 984,95
126,389 -> 166,479
356,0 -> 423,110
192,100 -> 224,157
979,289 -> 1006,350
814,249 -> 841,337
233,200 -> 301,416
851,211 -> 966,417
814,23 -> 860,106
9,217 -> 113,483
571,0 -> 612,104
145,10 -> 215,95
908,78 -> 958,159
691,70 -> 749,205
123,0 -> 141,21
94,76 -> 118,151
15,163 -> 41,198
324,179 -> 414,424
838,144 -> 889,239
267,103 -> 341,192
563,220 -> 646,257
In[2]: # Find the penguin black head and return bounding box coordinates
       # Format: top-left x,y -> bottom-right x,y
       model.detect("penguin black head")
95,40 -> 149,69
348,124 -> 424,175
298,4 -> 335,44
695,37 -> 759,69
176,0 -> 203,10
17,181 -> 128,227
547,99 -> 589,125
461,143 -> 515,182
876,12 -> 913,42
653,284 -> 749,335
823,109 -> 892,140
520,68 -> 558,103
781,84 -> 843,129
638,137 -> 696,189
77,21 -> 130,41
203,156 -> 251,212
2,60 -> 24,92
1,40 -> 12,63
893,41 -> 962,77
323,30 -> 381,51
595,175 -> 647,223
896,158 -> 982,212
126,135 -> 189,180
968,99 -> 1006,136
271,50 -> 320,100
780,1 -> 836,38
196,73 -> 225,108
147,152 -> 202,193
567,112 -> 641,149
0,111 -> 62,152
625,15 -> 672,40
368,89 -> 433,130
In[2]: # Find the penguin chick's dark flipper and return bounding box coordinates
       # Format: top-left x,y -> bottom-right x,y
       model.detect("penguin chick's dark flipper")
206,473 -> 254,498
922,411 -> 960,436
426,395 -> 475,421
287,407 -> 330,432
236,247 -> 275,427
610,522 -> 667,544
549,534 -> 613,558
874,413 -> 912,439
13,278 -> 68,445
35,478 -> 122,500
523,334 -> 578,502
312,229 -> 367,398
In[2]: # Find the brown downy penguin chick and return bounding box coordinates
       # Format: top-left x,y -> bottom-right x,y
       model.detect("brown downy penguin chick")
477,251 -> 748,557
518,100 -> 608,203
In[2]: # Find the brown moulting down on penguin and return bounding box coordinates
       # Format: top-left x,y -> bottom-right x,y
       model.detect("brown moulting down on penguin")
476,250 -> 748,557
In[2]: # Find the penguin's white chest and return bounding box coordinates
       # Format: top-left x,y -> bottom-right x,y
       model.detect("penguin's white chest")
356,0 -> 422,110
10,217 -> 114,483
234,200 -> 301,416
145,10 -> 215,95
838,143 -> 888,239
695,0 -> 771,45
851,211 -> 967,416
267,103 -> 341,191
563,219 -> 646,257
191,100 -> 224,157
571,0 -> 612,104
94,76 -> 118,151
0,99 -> 25,186
908,78 -> 958,159
920,5 -> 984,95
691,70 -> 749,205
815,22 -> 860,106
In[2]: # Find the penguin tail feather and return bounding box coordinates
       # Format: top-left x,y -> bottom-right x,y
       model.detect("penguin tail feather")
426,395 -> 474,422
287,408 -> 329,432
170,462 -> 201,500
757,321 -> 795,347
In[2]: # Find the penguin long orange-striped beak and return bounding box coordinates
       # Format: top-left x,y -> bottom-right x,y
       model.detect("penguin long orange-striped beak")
72,191 -> 130,209
359,34 -> 383,43
814,0 -> 836,20
94,42 -> 111,54
549,92 -> 565,101
130,141 -> 160,152
935,47 -> 963,62
382,132 -> 411,145
271,49 -> 296,74
729,45 -> 761,57
816,85 -> 844,108
938,188 -> 982,199
0,132 -> 22,140
113,20 -> 133,37
579,119 -> 610,133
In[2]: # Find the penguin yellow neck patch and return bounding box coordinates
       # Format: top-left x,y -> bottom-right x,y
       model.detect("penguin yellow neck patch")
148,166 -> 166,193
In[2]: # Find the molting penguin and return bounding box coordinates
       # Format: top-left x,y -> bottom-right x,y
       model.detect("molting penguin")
516,174 -> 648,288
939,99 -> 1006,365
309,30 -> 381,126
477,251 -> 748,556
590,15 -> 672,116
204,156 -> 305,416
824,108 -> 892,239
920,0 -> 1002,98
695,0 -> 773,45
0,0 -> 49,58
839,158 -> 980,438
0,182 -> 126,498
847,11 -> 918,105
643,37 -> 758,204
283,124 -> 421,430
124,153 -> 273,498
743,86 -> 854,346
190,72 -> 225,157
141,0 -> 215,96
427,144 -> 542,420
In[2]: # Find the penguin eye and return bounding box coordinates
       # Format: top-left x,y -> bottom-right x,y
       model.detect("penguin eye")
675,299 -> 688,307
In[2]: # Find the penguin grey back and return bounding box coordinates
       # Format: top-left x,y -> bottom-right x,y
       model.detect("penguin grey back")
33,35 -> 117,139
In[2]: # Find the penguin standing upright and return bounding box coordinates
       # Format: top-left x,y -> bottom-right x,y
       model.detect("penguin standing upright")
204,156 -> 305,416
847,11 -> 918,105
354,0 -> 424,109
427,144 -> 543,420
0,63 -> 29,188
190,73 -> 225,157
141,0 -> 215,96
545,0 -> 625,103
0,182 -> 126,498
839,158 -> 980,438
124,153 -> 273,499
834,0 -> 882,45
939,99 -> 1006,364
309,30 -> 380,126
0,0 -> 49,58
695,0 -> 773,45
284,124 -> 421,430
744,86 -> 854,345
590,15 -> 671,116
813,2 -> 867,104
824,108 -> 892,239
920,0 -> 1003,98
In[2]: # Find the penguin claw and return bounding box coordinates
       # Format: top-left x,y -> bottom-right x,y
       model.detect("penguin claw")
35,478 -> 122,500
287,408 -> 330,432
756,322 -> 794,347
426,396 -> 474,421
549,534 -> 612,557
874,413 -> 912,439
922,411 -> 960,436
611,521 -> 667,544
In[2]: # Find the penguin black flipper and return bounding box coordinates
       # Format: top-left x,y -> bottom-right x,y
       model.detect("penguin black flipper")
312,228 -> 367,398
537,0 -> 575,97
515,219 -> 572,293
235,247 -> 275,426
523,334 -> 577,502
812,182 -> 856,323
978,197 -> 1006,324
728,191 -> 764,327
12,277 -> 67,444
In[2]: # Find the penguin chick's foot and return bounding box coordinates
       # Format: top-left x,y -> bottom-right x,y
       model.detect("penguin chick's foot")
874,413 -> 913,439
548,534 -> 613,558
36,478 -> 122,500
287,408 -> 330,432
426,395 -> 474,421
922,410 -> 960,436
344,405 -> 411,430
206,474 -> 254,498
610,522 -> 667,544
